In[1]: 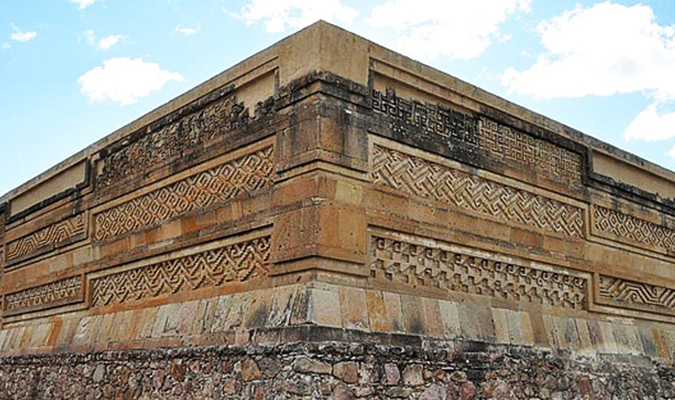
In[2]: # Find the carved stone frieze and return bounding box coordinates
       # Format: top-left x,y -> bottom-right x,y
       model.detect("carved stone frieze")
5,214 -> 86,266
94,146 -> 274,241
372,145 -> 584,237
370,234 -> 587,309
4,276 -> 82,316
598,275 -> 675,316
593,205 -> 675,253
372,89 -> 582,187
95,90 -> 273,190
90,235 -> 271,307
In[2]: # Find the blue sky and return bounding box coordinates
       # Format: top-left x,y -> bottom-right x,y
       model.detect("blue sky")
1,0 -> 674,196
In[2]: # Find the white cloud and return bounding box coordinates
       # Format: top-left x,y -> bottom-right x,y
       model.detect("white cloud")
625,104 -> 675,142
237,0 -> 358,33
366,0 -> 531,61
175,25 -> 200,35
97,35 -> 125,50
1,43 -> 10,50
10,26 -> 37,42
77,57 -> 185,106
502,2 -> 675,100
69,0 -> 102,10
84,30 -> 125,50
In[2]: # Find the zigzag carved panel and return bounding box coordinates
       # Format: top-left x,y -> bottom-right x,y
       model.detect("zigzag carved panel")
4,276 -> 82,316
598,275 -> 675,316
593,205 -> 675,253
372,145 -> 584,237
90,235 -> 271,307
94,147 -> 274,241
372,89 -> 582,187
370,235 -> 587,309
5,214 -> 86,264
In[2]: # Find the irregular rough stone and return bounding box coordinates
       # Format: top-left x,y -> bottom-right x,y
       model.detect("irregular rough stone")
403,364 -> 425,386
92,365 -> 106,383
460,381 -> 477,400
241,358 -> 261,382
333,362 -> 358,384
383,363 -> 401,385
420,384 -> 448,400
329,385 -> 356,400
292,357 -> 333,375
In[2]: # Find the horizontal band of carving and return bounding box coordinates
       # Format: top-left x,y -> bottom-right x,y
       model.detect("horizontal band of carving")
4,276 -> 82,316
5,214 -> 86,264
90,235 -> 271,307
372,89 -> 582,187
94,147 -> 274,241
370,235 -> 587,309
593,205 -> 675,252
598,275 -> 675,316
372,145 -> 584,237
95,90 -> 273,190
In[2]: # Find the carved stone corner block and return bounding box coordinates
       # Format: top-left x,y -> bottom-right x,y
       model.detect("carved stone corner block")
4,214 -> 87,269
368,229 -> 588,310
88,231 -> 272,308
2,275 -> 84,317
596,274 -> 675,317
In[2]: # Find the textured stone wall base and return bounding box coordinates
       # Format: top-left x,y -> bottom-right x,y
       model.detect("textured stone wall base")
1,333 -> 673,399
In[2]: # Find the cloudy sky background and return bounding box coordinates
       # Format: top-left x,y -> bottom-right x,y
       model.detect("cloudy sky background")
1,0 -> 674,196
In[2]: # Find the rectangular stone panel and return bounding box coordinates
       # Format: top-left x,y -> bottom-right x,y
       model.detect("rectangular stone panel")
371,144 -> 584,237
369,230 -> 587,309
5,214 -> 86,267
592,205 -> 675,254
93,146 -> 274,241
3,276 -> 83,317
95,88 -> 274,190
89,233 -> 271,307
371,88 -> 583,187
597,274 -> 675,317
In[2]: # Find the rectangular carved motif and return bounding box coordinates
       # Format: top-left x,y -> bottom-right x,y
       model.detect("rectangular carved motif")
370,235 -> 587,309
4,276 -> 83,316
96,90 -> 274,190
94,146 -> 274,241
372,145 -> 584,237
372,89 -> 582,187
593,205 -> 675,253
90,235 -> 271,307
598,275 -> 675,316
5,214 -> 86,265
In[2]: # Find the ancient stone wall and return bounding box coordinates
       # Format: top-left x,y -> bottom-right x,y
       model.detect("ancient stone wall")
2,22 -> 675,398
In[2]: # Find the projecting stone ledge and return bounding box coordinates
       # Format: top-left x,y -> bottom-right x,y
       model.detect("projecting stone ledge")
1,21 -> 675,398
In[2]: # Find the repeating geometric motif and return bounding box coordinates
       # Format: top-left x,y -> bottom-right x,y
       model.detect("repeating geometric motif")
479,117 -> 582,187
96,94 -> 251,190
371,89 -> 582,187
371,236 -> 587,309
372,145 -> 584,237
593,205 -> 675,252
6,214 -> 85,262
94,147 -> 274,241
598,275 -> 675,315
4,276 -> 82,314
90,235 -> 271,307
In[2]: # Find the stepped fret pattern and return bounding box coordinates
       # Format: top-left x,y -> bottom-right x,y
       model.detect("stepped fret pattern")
371,236 -> 587,309
598,275 -> 675,315
96,93 -> 253,189
372,145 -> 584,237
6,214 -> 85,263
593,205 -> 675,252
4,276 -> 82,314
372,89 -> 582,187
90,236 -> 271,307
94,147 -> 274,241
